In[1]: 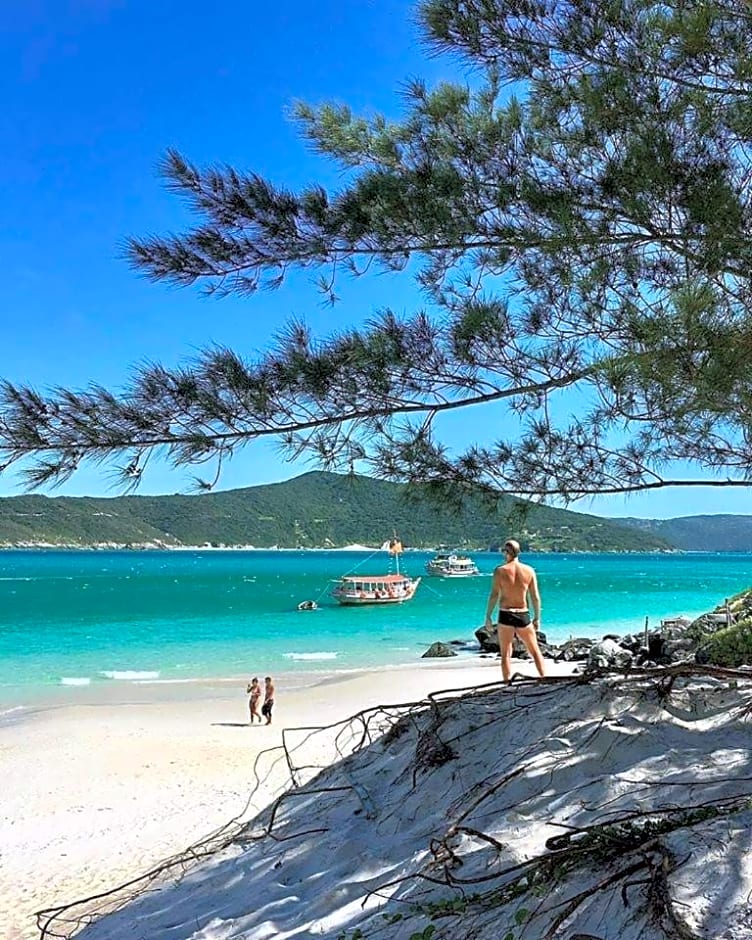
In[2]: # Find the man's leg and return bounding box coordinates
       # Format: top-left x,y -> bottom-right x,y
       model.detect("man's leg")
516,625 -> 546,677
499,625 -> 515,682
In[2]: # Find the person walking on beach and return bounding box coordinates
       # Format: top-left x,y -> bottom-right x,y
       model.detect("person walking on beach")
261,676 -> 275,725
484,539 -> 546,682
247,677 -> 262,724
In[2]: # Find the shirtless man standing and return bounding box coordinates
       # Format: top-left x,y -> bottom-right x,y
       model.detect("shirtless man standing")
484,539 -> 546,682
261,676 -> 275,726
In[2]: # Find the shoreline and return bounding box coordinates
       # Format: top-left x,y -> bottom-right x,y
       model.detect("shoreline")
0,602 -> 713,715
1,660 -> 462,719
1,658 -> 573,940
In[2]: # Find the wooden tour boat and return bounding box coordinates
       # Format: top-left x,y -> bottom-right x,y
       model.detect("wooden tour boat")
331,536 -> 421,605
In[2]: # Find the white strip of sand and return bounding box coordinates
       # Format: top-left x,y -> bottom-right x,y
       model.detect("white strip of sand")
1,657 -> 571,940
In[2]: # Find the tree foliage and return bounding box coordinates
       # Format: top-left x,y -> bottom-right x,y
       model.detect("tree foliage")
3,0 -> 752,502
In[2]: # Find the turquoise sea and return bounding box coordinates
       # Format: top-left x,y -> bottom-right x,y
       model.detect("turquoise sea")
2,548 -> 752,712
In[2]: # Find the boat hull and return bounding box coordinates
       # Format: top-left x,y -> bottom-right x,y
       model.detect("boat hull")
425,554 -> 480,578
426,566 -> 480,578
331,575 -> 421,606
333,593 -> 416,605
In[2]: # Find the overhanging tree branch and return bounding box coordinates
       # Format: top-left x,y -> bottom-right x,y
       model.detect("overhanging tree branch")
4,0 -> 752,503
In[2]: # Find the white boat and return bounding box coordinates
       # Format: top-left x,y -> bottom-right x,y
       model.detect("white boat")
331,572 -> 421,605
425,550 -> 480,578
331,536 -> 421,605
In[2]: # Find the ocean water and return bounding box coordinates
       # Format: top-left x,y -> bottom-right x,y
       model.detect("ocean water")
1,548 -> 751,710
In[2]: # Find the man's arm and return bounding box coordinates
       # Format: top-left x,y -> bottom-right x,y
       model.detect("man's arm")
484,570 -> 501,625
528,570 -> 541,628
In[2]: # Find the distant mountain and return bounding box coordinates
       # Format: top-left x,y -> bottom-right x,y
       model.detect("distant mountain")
618,515 -> 752,552
0,472 -> 674,552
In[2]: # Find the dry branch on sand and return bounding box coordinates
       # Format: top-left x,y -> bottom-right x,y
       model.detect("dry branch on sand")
37,666 -> 752,940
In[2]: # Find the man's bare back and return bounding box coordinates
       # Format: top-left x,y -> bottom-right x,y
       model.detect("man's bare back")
484,539 -> 545,681
494,558 -> 537,610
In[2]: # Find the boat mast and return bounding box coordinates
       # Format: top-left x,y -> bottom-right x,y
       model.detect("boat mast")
389,533 -> 403,577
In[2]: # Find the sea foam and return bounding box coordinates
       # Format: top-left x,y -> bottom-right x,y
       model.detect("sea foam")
99,670 -> 161,681
60,677 -> 91,686
0,704 -> 26,718
282,652 -> 339,661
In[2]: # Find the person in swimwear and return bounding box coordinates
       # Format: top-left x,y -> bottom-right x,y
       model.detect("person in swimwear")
261,676 -> 275,725
483,539 -> 545,682
247,677 -> 262,724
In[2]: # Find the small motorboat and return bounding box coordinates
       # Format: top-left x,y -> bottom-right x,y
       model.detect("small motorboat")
297,599 -> 318,611
425,551 -> 480,578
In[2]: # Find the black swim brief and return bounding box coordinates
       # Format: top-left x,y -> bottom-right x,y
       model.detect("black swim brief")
497,610 -> 532,630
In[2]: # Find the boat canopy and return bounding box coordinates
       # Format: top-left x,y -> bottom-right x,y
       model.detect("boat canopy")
339,573 -> 411,584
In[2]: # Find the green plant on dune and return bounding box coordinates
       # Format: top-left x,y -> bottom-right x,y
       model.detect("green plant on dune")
698,619 -> 752,667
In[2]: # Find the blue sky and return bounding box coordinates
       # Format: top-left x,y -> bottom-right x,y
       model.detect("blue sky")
2,0 -> 748,519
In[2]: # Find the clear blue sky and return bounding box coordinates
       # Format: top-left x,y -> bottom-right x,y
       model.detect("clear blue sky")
2,0 -> 748,519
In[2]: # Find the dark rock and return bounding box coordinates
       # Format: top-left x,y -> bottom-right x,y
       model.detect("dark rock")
694,645 -> 711,665
663,638 -> 695,660
475,623 -> 551,657
587,638 -> 633,671
422,641 -> 457,659
555,637 -> 594,662
474,623 -> 499,653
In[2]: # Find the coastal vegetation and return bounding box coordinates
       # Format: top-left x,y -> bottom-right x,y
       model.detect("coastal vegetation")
8,3 -> 752,936
0,471 -> 675,551
692,587 -> 752,667
4,470 -> 752,551
620,514 -> 752,553
699,620 -> 752,667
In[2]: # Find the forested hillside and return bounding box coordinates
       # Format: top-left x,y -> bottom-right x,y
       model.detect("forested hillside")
619,515 -> 752,552
0,472 -> 674,551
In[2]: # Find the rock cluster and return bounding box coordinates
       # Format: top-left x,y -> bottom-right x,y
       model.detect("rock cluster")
453,591 -> 752,671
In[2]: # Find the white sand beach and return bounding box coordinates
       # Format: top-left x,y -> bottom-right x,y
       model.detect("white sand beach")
4,657 -> 752,939
1,657 -> 537,940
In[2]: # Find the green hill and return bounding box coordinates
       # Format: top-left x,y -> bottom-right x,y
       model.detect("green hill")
618,515 -> 752,552
0,472 -> 674,552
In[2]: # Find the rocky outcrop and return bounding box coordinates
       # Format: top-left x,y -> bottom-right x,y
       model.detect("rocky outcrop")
422,642 -> 457,658
554,637 -> 594,662
587,638 -> 634,671
474,623 -> 499,653
460,587 -> 752,671
473,624 -> 556,659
